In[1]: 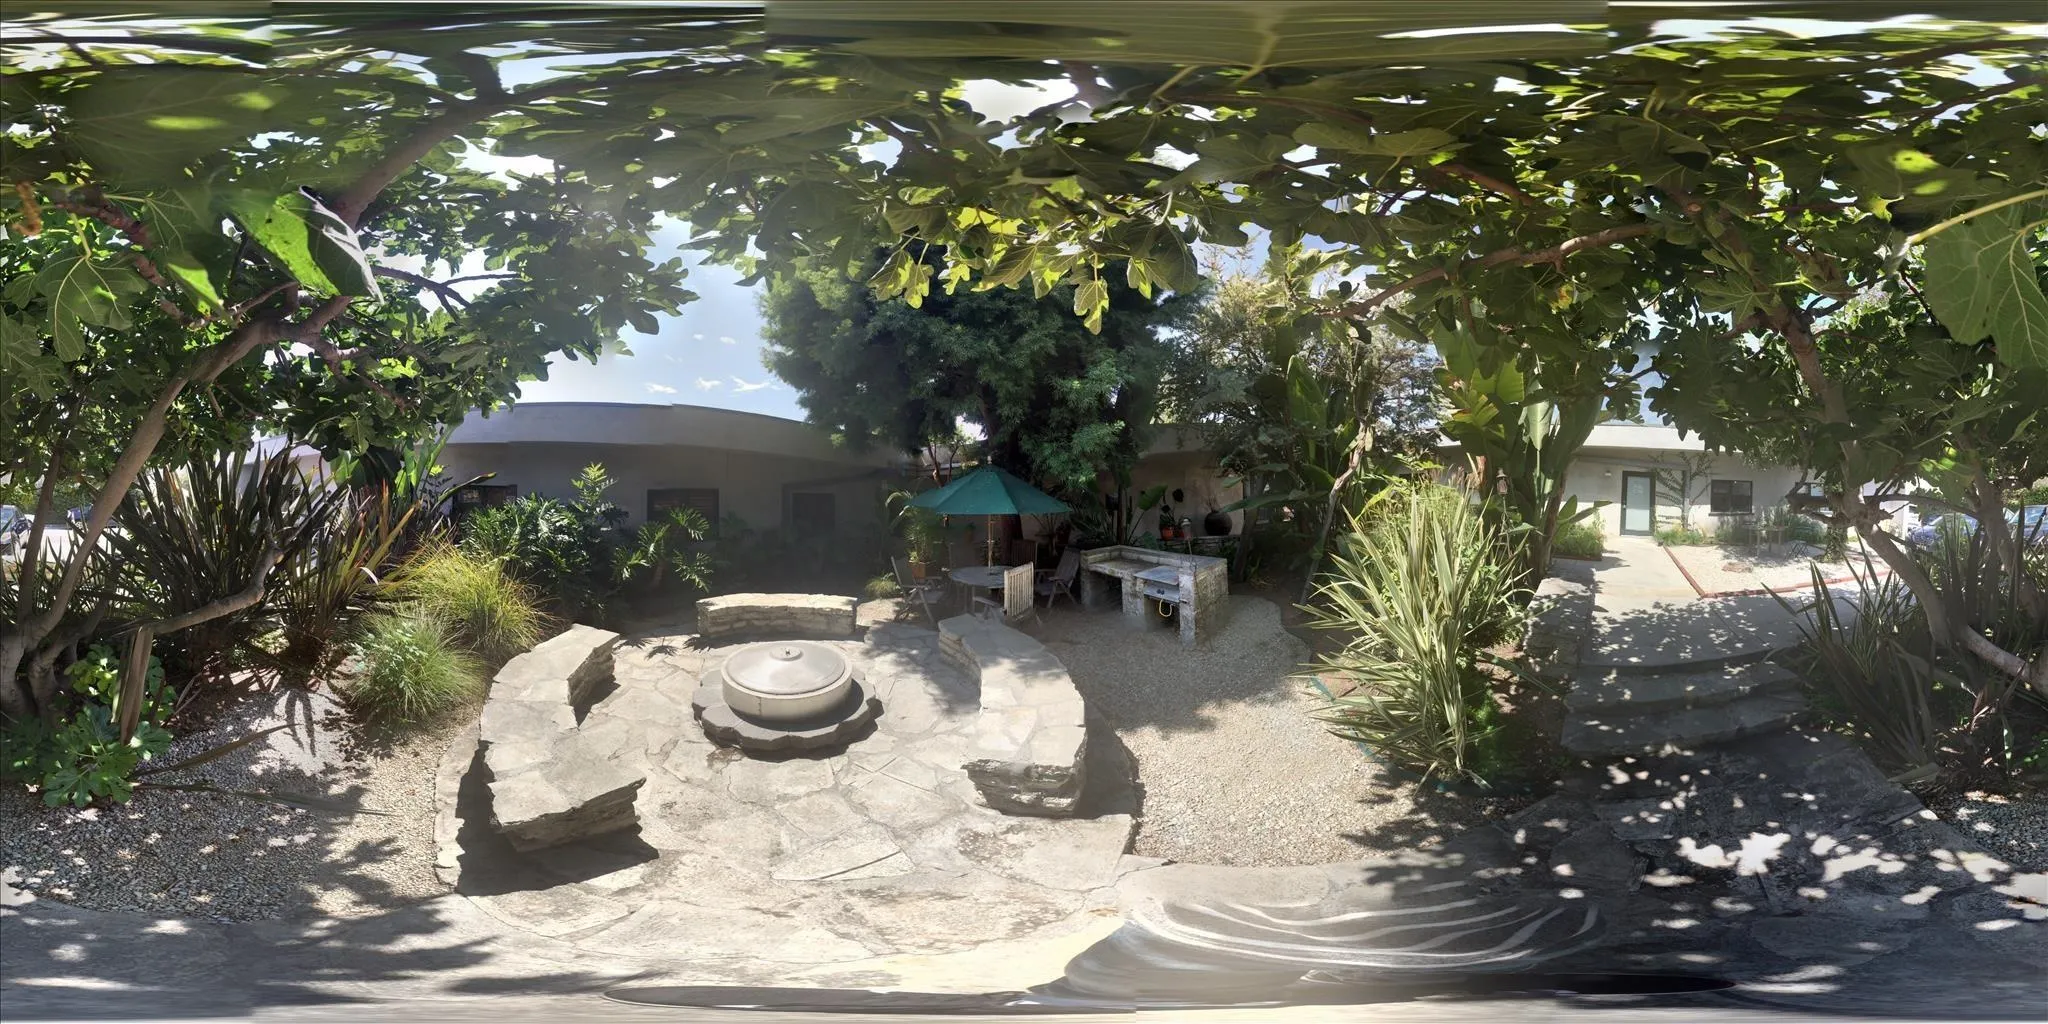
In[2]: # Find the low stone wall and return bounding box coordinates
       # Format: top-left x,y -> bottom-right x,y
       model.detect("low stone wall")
696,592 -> 859,640
478,625 -> 646,851
939,614 -> 1088,817
1525,575 -> 1595,683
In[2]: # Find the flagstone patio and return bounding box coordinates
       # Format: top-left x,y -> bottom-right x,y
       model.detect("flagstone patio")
438,618 -> 1147,966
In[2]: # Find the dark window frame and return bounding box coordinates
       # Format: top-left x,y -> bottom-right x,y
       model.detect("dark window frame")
789,491 -> 836,534
649,487 -> 719,536
452,483 -> 517,512
1709,479 -> 1754,515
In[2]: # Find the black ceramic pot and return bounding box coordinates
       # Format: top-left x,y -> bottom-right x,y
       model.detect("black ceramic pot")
1203,510 -> 1232,536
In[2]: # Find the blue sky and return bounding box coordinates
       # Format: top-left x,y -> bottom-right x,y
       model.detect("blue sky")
501,78 -> 1078,422
512,218 -> 805,419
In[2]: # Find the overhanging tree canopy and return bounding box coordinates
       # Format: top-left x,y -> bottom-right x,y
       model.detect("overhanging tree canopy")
4,3 -> 2045,704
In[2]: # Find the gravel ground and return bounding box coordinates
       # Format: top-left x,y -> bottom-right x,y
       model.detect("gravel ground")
1040,595 -> 1508,867
1930,791 -> 2048,872
1,688 -> 458,922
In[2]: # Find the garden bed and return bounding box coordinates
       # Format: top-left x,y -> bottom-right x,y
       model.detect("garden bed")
0,689 -> 455,921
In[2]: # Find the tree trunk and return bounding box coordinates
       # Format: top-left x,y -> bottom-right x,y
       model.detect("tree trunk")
1,444 -> 66,719
3,316 -> 293,720
1763,303 -> 2045,694
1299,421 -> 1373,604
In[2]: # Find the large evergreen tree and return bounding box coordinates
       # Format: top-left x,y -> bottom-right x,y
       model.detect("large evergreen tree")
759,249 -> 1195,490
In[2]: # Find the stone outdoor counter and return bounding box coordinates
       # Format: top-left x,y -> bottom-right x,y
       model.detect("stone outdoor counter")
1076,545 -> 1229,644
478,624 -> 647,851
696,593 -> 859,640
938,614 -> 1087,817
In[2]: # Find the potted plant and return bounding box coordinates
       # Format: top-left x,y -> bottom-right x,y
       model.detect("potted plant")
901,506 -> 944,580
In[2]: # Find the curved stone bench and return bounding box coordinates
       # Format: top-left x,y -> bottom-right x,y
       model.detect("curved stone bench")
696,592 -> 859,641
938,614 -> 1088,817
478,624 -> 645,851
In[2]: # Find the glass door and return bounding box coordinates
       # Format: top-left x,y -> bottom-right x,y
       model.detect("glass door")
1621,472 -> 1654,535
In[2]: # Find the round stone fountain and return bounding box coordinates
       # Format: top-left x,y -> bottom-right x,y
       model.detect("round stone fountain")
691,640 -> 881,752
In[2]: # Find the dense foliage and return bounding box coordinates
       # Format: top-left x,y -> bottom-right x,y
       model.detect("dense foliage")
761,247 -> 1193,490
4,7 -> 2044,716
1162,246 -> 1437,535
346,613 -> 484,727
458,464 -> 712,624
1,645 -> 173,807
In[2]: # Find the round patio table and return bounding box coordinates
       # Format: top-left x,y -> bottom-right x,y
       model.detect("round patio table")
948,564 -> 1006,592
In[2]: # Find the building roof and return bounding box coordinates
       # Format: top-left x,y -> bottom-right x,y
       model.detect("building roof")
1438,421 -> 1711,455
444,402 -> 902,466
1581,422 -> 1708,452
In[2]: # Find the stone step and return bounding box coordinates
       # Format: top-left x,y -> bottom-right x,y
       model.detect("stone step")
1567,661 -> 1799,715
1563,689 -> 1806,757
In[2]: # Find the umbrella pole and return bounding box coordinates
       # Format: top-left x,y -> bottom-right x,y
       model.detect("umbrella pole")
985,514 -> 995,565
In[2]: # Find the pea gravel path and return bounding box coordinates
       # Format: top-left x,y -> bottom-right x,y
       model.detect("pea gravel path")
1040,595 -> 1505,867
1,688 -> 456,922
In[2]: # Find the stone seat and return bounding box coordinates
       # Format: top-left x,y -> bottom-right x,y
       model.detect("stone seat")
696,592 -> 859,641
939,614 -> 1088,817
478,625 -> 646,851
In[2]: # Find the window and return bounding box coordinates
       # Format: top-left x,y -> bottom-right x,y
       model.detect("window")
790,492 -> 835,533
649,488 -> 719,535
452,483 -> 517,513
1709,479 -> 1754,515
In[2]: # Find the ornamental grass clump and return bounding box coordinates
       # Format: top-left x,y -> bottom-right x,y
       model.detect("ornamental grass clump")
392,543 -> 548,665
347,614 -> 485,726
1305,484 -> 1527,783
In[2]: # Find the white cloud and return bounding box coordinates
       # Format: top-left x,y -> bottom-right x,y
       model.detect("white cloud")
718,335 -> 737,345
692,333 -> 705,341
695,377 -> 723,391
730,376 -> 775,393
645,383 -> 678,395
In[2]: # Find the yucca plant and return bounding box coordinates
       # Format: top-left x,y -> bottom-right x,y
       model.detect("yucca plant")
345,613 -> 485,726
391,543 -> 548,665
266,485 -> 425,680
1304,484 -> 1528,783
103,450 -> 339,681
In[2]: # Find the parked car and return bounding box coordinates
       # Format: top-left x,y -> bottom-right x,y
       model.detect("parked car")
1908,512 -> 1977,549
2017,505 -> 2048,546
1908,507 -> 2048,549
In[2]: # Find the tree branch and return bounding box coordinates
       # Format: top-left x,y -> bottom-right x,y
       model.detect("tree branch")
1326,223 -> 1658,318
1434,162 -> 1535,206
372,265 -> 471,311
13,296 -> 337,652
328,103 -> 487,229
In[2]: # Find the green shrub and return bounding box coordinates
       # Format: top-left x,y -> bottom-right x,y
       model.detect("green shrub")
1654,523 -> 1713,546
864,575 -> 903,600
1305,484 -> 1527,783
2,644 -> 175,807
459,463 -> 711,622
346,614 -> 485,726
1551,518 -> 1605,560
393,544 -> 547,664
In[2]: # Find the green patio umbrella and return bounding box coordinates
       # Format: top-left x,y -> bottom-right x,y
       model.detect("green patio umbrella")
908,466 -> 1071,565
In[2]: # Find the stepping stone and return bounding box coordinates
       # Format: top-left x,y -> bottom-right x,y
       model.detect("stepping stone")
1568,662 -> 1799,715
1564,689 -> 1805,756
